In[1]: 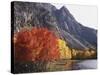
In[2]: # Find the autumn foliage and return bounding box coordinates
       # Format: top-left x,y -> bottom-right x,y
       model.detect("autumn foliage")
14,27 -> 60,62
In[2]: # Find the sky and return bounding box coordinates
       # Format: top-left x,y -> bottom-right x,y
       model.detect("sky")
52,3 -> 98,29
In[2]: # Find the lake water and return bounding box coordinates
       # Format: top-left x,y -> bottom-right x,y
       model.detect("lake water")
47,59 -> 97,71
73,60 -> 97,70
14,59 -> 97,73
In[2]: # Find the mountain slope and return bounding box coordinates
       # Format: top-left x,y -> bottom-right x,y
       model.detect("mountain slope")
13,2 -> 97,50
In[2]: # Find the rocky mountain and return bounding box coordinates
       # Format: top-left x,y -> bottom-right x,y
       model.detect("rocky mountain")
12,1 -> 97,50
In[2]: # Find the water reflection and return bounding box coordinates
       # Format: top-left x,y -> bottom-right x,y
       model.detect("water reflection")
73,60 -> 97,69
14,59 -> 97,73
47,59 -> 97,71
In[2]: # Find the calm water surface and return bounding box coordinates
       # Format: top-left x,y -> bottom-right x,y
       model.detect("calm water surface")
73,60 -> 97,69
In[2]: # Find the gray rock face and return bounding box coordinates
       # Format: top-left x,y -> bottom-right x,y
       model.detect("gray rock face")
13,1 -> 97,50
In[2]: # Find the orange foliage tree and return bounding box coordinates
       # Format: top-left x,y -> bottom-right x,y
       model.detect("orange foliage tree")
14,27 -> 60,62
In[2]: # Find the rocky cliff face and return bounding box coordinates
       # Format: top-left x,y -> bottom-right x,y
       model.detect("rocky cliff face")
13,1 -> 97,50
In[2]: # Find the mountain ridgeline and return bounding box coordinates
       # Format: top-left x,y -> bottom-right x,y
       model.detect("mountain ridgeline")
13,2 -> 97,50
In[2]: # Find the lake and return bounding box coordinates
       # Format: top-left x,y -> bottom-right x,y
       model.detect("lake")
47,59 -> 97,71
14,59 -> 97,73
73,59 -> 97,70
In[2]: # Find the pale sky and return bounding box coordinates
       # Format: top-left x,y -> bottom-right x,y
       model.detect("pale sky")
52,3 -> 98,29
